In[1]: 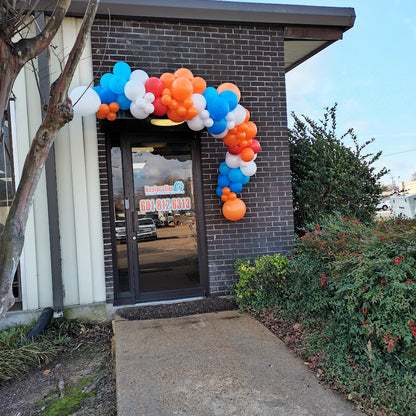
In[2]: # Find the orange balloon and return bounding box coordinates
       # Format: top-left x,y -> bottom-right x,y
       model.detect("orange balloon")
170,99 -> 178,110
192,77 -> 206,94
177,105 -> 187,117
109,102 -> 120,113
106,112 -> 117,121
161,94 -> 172,106
246,121 -> 257,140
221,195 -> 228,202
187,107 -> 198,119
244,108 -> 250,122
183,97 -> 193,109
222,198 -> 246,221
167,109 -> 184,122
96,110 -> 107,119
160,73 -> 175,88
171,77 -> 193,101
240,147 -> 255,162
217,82 -> 241,101
174,68 -> 194,80
222,187 -> 231,196
99,104 -> 110,115
223,133 -> 240,147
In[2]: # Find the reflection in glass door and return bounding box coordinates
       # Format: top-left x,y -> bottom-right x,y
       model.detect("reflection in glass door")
111,132 -> 204,303
132,142 -> 200,294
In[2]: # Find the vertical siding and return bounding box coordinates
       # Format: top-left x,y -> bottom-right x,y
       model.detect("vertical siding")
13,66 -> 53,310
52,18 -> 106,306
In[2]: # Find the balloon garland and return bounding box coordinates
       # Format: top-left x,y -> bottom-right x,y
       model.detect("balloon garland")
69,62 -> 261,221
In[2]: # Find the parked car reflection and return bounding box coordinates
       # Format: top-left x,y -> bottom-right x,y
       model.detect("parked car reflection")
138,218 -> 157,241
115,220 -> 126,242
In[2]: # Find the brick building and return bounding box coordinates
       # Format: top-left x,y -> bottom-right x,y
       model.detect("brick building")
2,0 -> 354,326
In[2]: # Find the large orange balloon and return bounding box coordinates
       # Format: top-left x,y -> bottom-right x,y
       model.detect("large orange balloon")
222,198 -> 246,221
160,73 -> 175,88
174,68 -> 194,80
171,78 -> 193,101
217,82 -> 241,101
192,77 -> 207,94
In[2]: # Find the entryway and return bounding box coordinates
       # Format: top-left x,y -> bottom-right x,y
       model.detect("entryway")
108,119 -> 207,304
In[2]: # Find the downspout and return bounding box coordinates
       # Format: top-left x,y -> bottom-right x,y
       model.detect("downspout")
37,13 -> 64,317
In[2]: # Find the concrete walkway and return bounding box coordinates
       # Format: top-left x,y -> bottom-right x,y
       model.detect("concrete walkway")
113,310 -> 363,416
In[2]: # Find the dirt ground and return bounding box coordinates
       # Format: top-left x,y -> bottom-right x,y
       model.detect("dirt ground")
0,323 -> 116,416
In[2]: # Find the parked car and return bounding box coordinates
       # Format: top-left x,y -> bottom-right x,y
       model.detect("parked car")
376,199 -> 391,211
115,220 -> 126,242
137,218 -> 157,240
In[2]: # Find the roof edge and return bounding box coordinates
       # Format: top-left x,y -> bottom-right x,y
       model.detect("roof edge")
37,0 -> 355,30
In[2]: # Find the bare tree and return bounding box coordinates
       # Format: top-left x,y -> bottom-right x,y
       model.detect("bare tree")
0,0 -> 99,319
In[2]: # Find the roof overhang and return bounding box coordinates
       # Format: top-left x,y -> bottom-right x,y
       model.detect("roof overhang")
37,0 -> 355,71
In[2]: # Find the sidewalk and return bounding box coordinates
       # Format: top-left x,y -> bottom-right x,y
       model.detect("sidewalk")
113,310 -> 363,416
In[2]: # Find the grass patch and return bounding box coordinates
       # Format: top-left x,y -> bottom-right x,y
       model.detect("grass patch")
39,377 -> 95,416
0,319 -> 100,383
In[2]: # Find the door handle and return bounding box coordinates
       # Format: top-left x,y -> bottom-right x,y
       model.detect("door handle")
132,235 -> 136,240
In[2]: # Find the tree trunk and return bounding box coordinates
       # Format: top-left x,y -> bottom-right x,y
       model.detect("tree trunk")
0,0 -> 99,320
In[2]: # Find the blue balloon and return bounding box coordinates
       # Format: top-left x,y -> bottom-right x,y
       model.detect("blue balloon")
93,86 -> 103,95
220,90 -> 238,111
109,75 -> 126,95
208,97 -> 229,121
241,174 -> 250,185
203,87 -> 218,102
100,73 -> 113,89
99,87 -> 117,104
218,174 -> 230,188
207,118 -> 227,135
216,186 -> 224,198
228,168 -> 244,183
113,61 -> 131,80
116,93 -> 132,110
219,161 -> 230,175
229,182 -> 243,193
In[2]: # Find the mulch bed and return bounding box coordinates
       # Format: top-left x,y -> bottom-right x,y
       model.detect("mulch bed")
116,297 -> 237,320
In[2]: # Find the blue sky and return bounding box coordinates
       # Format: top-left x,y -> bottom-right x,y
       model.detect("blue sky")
220,0 -> 416,186
284,0 -> 416,186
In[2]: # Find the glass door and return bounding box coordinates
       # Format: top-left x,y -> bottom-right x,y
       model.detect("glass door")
111,128 -> 205,303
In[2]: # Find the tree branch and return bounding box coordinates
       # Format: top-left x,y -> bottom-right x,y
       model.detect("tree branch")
14,0 -> 71,64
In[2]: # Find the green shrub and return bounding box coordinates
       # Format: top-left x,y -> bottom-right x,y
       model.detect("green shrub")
287,216 -> 416,415
289,104 -> 387,233
233,253 -> 289,313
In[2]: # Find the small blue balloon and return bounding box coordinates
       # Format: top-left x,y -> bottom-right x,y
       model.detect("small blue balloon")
109,75 -> 126,95
113,61 -> 131,80
208,97 -> 229,121
207,118 -> 227,135
100,73 -> 113,89
219,90 -> 238,111
99,87 -> 117,104
228,168 -> 244,183
241,174 -> 250,185
116,93 -> 132,110
218,174 -> 230,188
203,86 -> 218,102
216,186 -> 224,198
229,182 -> 243,193
219,162 -> 230,175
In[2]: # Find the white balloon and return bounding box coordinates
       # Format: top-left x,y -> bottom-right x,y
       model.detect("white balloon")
124,80 -> 145,101
227,120 -> 235,130
69,86 -> 101,116
130,69 -> 149,83
241,161 -> 257,176
187,115 -> 205,131
200,109 -> 210,120
191,93 -> 206,111
232,104 -> 246,126
144,103 -> 154,113
135,97 -> 146,107
204,118 -> 214,128
210,129 -> 228,138
144,92 -> 155,103
225,152 -> 241,169
130,102 -> 148,119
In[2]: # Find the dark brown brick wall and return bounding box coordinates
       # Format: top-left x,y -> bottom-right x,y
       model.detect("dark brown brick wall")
91,17 -> 294,301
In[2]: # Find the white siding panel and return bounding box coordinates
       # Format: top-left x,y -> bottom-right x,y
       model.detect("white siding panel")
53,17 -> 106,306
